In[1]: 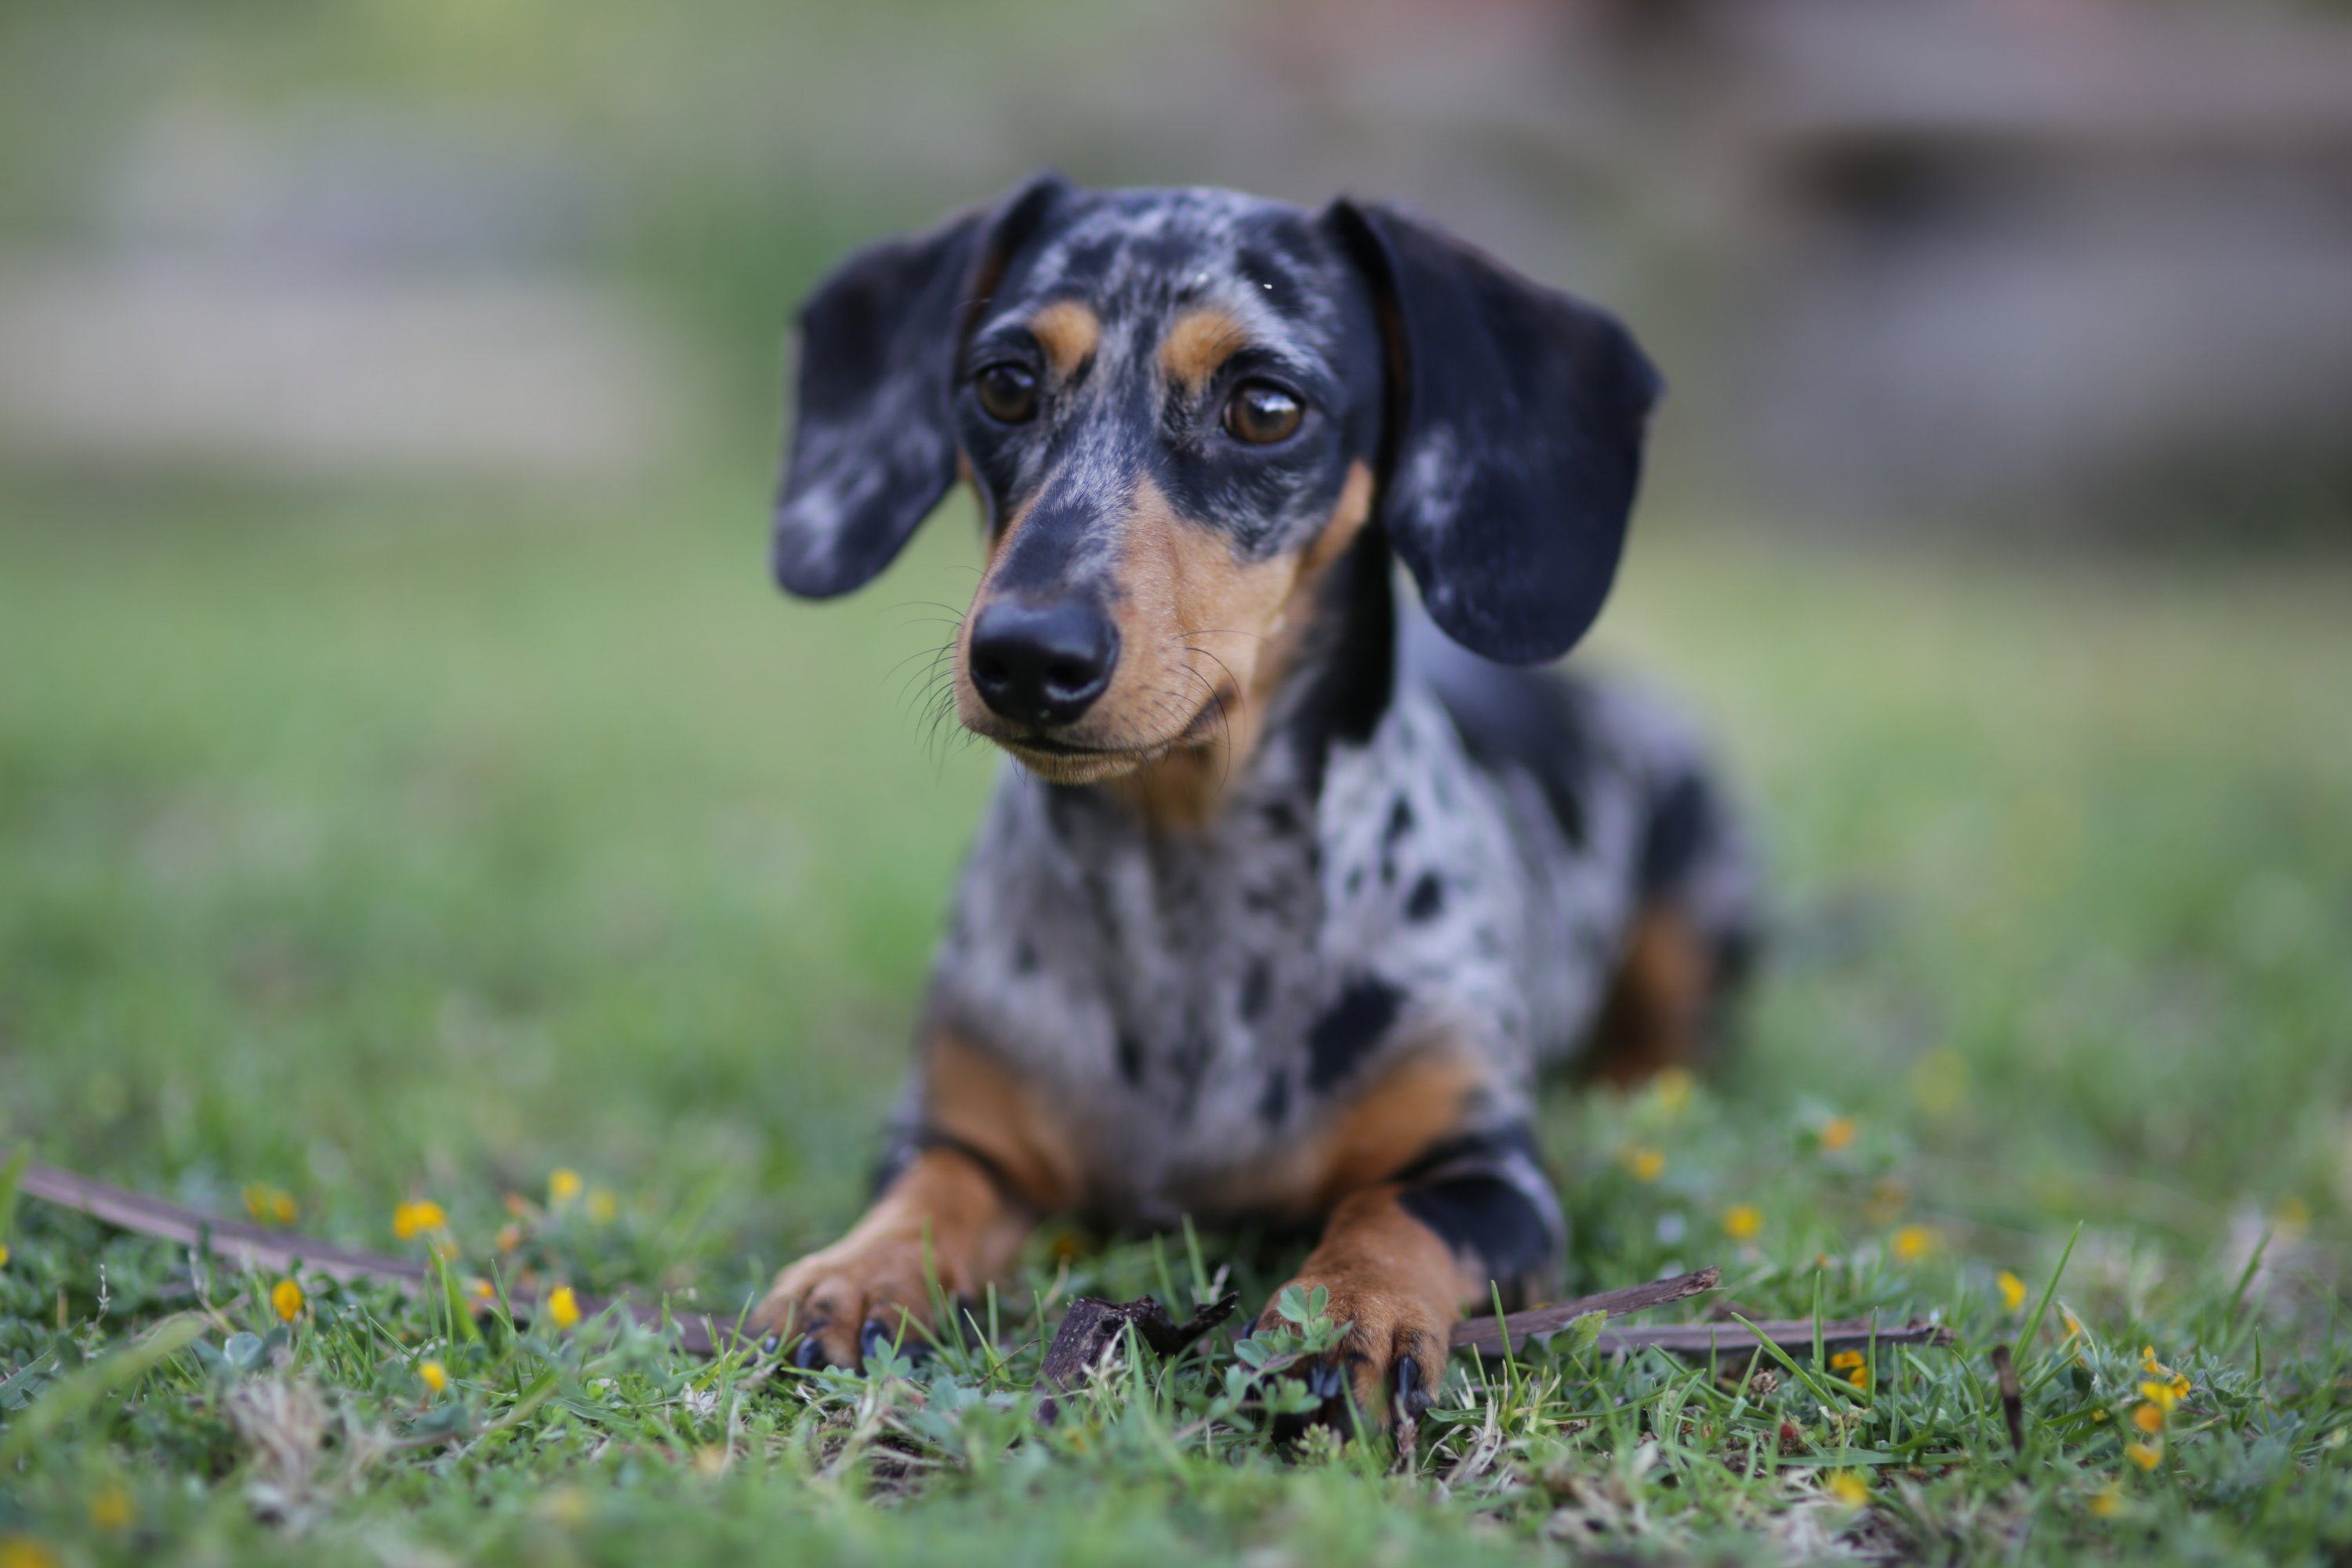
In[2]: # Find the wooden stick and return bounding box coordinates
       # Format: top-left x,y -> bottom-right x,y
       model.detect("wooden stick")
1449,1268 -> 1718,1356
1592,1318 -> 1955,1360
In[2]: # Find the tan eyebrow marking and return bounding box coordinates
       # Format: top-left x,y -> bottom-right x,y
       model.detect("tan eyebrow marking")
1029,300 -> 1100,379
1158,307 -> 1252,394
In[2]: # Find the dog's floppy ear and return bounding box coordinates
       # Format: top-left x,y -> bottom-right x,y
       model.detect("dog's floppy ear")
773,172 -> 1070,598
1327,200 -> 1662,665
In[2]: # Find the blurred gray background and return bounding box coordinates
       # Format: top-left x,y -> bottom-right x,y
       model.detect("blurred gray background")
5,0 -> 2349,543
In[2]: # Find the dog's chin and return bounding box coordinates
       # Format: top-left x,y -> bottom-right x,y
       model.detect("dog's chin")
990,740 -> 1157,785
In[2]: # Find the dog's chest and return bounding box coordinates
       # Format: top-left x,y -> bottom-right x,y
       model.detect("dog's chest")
927,685 -> 1595,1221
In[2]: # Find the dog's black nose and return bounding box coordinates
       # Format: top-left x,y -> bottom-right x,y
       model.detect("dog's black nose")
967,599 -> 1119,728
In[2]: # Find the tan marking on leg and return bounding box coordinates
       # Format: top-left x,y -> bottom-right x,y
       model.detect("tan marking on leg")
1259,1185 -> 1468,1433
922,1028 -> 1083,1213
747,1145 -> 1029,1365
1190,1045 -> 1491,1222
748,1027 -> 1073,1363
1308,1048 -> 1488,1207
1157,306 -> 1250,394
1029,299 -> 1100,381
1585,904 -> 1717,1089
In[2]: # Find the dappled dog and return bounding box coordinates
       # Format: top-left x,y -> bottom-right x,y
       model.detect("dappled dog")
750,175 -> 1755,1432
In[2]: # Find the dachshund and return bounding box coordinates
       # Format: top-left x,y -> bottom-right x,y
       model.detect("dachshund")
750,174 -> 1755,1434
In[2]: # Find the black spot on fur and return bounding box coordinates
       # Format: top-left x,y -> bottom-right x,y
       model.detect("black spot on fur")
1398,1172 -> 1557,1301
1240,959 -> 1272,1022
1258,1069 -> 1290,1125
1638,769 -> 1715,898
1262,800 -> 1301,837
1383,796 -> 1415,849
1013,938 -> 1038,974
1405,872 -> 1445,922
1116,1033 -> 1145,1087
1307,976 -> 1404,1091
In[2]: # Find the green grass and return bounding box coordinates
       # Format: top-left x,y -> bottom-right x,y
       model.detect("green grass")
4,469 -> 2350,1564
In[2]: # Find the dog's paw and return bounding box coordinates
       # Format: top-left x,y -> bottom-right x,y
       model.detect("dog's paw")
748,1236 -> 956,1371
1250,1276 -> 1451,1439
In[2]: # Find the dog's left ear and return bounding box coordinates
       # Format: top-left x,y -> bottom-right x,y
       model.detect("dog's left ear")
773,172 -> 1070,598
1326,200 -> 1662,665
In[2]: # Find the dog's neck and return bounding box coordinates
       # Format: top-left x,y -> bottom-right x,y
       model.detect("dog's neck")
1095,531 -> 1396,832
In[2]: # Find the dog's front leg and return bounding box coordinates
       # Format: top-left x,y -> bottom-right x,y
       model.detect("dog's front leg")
1257,1128 -> 1561,1436
751,1030 -> 1075,1369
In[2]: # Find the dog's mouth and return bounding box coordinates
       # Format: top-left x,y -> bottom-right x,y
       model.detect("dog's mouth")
982,686 -> 1235,781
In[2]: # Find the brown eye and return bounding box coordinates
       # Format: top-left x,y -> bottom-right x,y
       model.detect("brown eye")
975,362 -> 1039,423
1223,381 -> 1303,445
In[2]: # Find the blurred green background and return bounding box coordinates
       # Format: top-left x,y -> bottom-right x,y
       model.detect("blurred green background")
3,0 -> 2350,1299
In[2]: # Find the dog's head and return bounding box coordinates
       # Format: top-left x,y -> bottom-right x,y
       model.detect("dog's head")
773,175 -> 1660,786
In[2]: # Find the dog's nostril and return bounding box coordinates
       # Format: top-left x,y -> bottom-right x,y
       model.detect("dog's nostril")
1043,658 -> 1097,694
971,652 -> 1011,691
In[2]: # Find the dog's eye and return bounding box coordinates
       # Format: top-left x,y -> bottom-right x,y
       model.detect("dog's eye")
1223,381 -> 1303,445
975,363 -> 1040,424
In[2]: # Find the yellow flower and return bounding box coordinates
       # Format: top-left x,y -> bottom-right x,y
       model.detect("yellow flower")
0,1536 -> 61,1568
243,1183 -> 298,1227
1997,1271 -> 2027,1313
1830,1348 -> 1871,1389
1825,1469 -> 1870,1507
550,1168 -> 583,1207
2127,1439 -> 2162,1471
393,1200 -> 448,1240
2139,1380 -> 2180,1414
2087,1483 -> 2122,1519
467,1276 -> 496,1305
1891,1224 -> 1937,1264
2132,1403 -> 2165,1435
1722,1204 -> 1763,1243
89,1483 -> 133,1531
0,1244 -> 9,1268
1652,1067 -> 1695,1116
546,1284 -> 581,1331
270,1277 -> 304,1323
419,1359 -> 448,1396
1623,1145 -> 1666,1183
1819,1116 -> 1857,1152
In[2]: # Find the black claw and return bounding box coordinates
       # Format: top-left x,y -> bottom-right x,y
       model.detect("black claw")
1396,1354 -> 1432,1418
793,1330 -> 827,1370
860,1319 -> 892,1363
1307,1360 -> 1344,1401
759,1334 -> 780,1356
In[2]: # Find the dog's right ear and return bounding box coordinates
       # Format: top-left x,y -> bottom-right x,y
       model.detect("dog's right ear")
773,172 -> 1071,599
